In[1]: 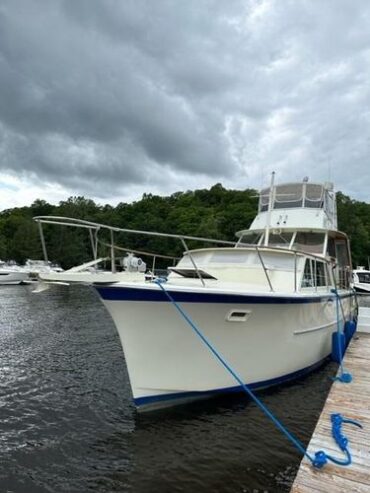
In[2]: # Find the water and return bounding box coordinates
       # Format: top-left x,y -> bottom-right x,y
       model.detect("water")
0,284 -> 353,493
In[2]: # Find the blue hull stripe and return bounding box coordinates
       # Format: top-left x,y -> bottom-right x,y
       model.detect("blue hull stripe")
134,356 -> 329,407
96,286 -> 353,304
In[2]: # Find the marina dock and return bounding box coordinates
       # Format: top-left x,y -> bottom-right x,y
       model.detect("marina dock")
357,306 -> 370,333
291,332 -> 370,492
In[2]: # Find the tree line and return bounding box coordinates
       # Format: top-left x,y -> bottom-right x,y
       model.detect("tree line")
0,184 -> 368,269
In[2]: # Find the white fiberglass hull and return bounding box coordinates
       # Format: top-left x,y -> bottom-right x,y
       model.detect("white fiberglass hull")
95,283 -> 355,410
353,283 -> 370,294
39,271 -> 146,284
0,271 -> 29,285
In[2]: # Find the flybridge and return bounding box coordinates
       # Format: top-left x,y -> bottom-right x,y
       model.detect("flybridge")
245,181 -> 338,233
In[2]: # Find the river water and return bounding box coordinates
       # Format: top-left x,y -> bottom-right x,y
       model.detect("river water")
0,284 -> 364,493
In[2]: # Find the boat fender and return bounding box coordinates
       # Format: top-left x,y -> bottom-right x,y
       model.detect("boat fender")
331,332 -> 345,364
344,320 -> 356,347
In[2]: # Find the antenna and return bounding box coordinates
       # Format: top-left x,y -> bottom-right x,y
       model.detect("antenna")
264,171 -> 275,246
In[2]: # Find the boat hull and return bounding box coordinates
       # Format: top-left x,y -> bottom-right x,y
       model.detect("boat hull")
353,284 -> 370,294
0,271 -> 29,285
95,284 -> 356,410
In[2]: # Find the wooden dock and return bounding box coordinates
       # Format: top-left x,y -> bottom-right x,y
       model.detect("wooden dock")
291,332 -> 370,493
357,306 -> 370,333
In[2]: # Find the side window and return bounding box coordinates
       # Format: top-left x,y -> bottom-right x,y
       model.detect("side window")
315,261 -> 327,287
358,272 -> 370,284
301,259 -> 313,287
301,259 -> 330,288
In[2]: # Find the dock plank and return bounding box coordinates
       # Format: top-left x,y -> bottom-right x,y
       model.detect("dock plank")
291,333 -> 370,493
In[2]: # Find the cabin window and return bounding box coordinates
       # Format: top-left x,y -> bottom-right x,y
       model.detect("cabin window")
335,239 -> 351,288
268,232 -> 293,247
236,232 -> 263,247
326,237 -> 336,258
301,259 -> 329,288
293,233 -> 325,254
259,183 -> 331,213
335,240 -> 349,266
304,184 -> 324,208
315,261 -> 327,287
357,272 -> 370,284
326,237 -> 348,287
274,184 -> 303,209
259,189 -> 270,212
301,260 -> 314,287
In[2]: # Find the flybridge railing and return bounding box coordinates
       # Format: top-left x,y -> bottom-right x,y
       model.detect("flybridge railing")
33,216 -> 237,287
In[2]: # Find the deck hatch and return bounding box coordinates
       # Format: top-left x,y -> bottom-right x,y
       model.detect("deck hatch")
169,268 -> 217,279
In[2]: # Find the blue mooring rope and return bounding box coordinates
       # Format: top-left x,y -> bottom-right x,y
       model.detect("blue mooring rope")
331,288 -> 352,383
154,278 -> 362,469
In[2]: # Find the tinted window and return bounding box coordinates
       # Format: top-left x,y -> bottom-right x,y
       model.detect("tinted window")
301,259 -> 329,288
358,272 -> 370,284
315,261 -> 327,286
301,260 -> 313,287
268,232 -> 293,247
294,233 -> 325,254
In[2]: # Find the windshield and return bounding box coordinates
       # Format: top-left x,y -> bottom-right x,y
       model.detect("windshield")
357,272 -> 370,284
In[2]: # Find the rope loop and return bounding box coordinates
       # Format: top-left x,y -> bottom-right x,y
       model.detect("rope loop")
332,373 -> 352,383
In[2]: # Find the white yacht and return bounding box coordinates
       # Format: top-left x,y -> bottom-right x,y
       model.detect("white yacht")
24,259 -> 64,279
34,178 -> 357,410
352,267 -> 370,294
31,219 -> 176,288
0,260 -> 29,285
38,254 -> 148,285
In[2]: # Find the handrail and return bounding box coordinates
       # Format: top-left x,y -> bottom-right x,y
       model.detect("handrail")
98,240 -> 179,261
33,215 -> 336,291
255,246 -> 274,292
33,215 -> 218,287
191,243 -> 333,265
33,216 -> 236,246
37,221 -> 48,262
180,238 -> 205,287
294,251 -> 298,292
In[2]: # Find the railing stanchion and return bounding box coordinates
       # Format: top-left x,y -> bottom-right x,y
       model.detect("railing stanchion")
256,246 -> 273,292
294,251 -> 297,292
180,238 -> 205,287
89,228 -> 98,260
37,221 -> 48,263
110,230 -> 116,273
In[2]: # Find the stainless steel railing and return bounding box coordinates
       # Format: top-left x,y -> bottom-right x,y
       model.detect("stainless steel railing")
34,215 -> 335,292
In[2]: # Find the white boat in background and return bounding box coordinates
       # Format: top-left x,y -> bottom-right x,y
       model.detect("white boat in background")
34,177 -> 357,411
38,254 -> 148,285
352,267 -> 370,294
30,221 -> 178,289
24,259 -> 64,279
0,260 -> 29,285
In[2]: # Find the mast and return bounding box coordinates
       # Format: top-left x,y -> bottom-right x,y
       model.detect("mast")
264,171 -> 275,246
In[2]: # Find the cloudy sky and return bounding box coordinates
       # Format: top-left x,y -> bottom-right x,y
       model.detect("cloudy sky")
0,0 -> 369,210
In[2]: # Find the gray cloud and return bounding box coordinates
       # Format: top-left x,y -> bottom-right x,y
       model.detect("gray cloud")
0,0 -> 369,203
